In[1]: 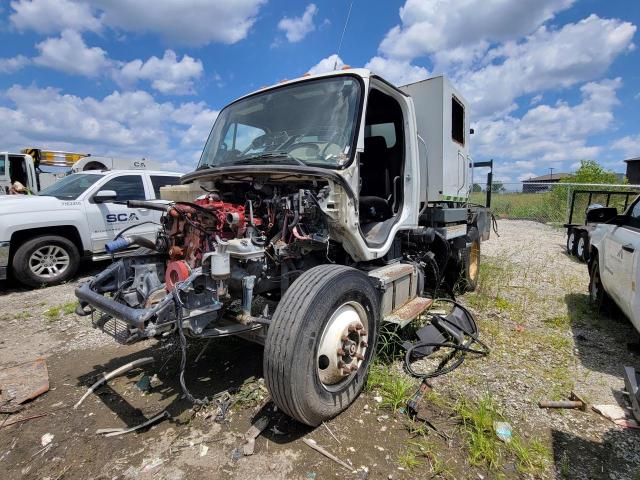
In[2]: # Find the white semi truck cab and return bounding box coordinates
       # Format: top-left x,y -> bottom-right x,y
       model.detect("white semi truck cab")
75,70 -> 493,427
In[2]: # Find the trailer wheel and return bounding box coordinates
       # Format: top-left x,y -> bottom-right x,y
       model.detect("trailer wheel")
589,257 -> 610,309
576,232 -> 590,263
264,264 -> 379,426
566,229 -> 576,256
12,235 -> 79,287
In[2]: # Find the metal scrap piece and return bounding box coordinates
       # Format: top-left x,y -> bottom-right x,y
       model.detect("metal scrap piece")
0,358 -> 49,407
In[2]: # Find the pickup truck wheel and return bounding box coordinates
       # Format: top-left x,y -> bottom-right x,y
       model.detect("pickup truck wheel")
566,230 -> 576,256
12,235 -> 79,287
576,233 -> 590,263
263,264 -> 379,426
589,258 -> 610,309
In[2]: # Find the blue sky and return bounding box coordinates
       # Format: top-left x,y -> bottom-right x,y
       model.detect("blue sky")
0,0 -> 638,182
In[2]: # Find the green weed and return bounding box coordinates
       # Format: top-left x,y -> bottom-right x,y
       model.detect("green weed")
366,363 -> 415,412
62,301 -> 78,315
44,306 -> 61,322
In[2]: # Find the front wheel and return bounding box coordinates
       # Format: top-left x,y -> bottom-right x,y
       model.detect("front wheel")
589,257 -> 610,309
12,235 -> 80,287
263,264 -> 379,426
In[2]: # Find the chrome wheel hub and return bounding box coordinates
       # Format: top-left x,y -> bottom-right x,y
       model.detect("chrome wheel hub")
317,301 -> 368,386
29,245 -> 70,278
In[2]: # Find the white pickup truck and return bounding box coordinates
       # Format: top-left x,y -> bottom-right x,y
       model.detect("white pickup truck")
589,195 -> 640,333
0,170 -> 181,287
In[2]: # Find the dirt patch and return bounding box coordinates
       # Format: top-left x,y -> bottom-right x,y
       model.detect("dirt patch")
1,221 -> 639,479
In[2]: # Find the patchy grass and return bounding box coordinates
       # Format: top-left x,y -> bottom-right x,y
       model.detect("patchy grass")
14,310 -> 31,320
62,301 -> 78,315
44,305 -> 62,322
454,394 -> 551,474
397,449 -> 423,470
543,314 -> 571,329
367,363 -> 415,412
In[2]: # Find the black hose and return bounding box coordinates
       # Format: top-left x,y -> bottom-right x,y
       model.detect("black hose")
403,298 -> 489,380
114,221 -> 160,240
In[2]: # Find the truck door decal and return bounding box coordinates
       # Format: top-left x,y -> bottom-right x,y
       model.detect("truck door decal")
106,213 -> 140,223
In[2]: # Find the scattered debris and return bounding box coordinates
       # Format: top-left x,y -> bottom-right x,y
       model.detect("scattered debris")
493,421 -> 512,443
0,412 -> 50,430
241,415 -> 270,455
74,357 -> 154,409
539,392 -> 587,411
97,410 -> 169,437
199,444 -> 209,457
373,396 -> 383,403
322,421 -> 341,444
149,374 -> 162,389
40,433 -> 54,446
303,437 -> 354,472
0,358 -> 49,410
135,375 -> 151,393
592,404 -> 640,429
305,472 -> 317,480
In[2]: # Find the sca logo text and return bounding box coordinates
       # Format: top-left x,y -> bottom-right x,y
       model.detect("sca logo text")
106,213 -> 140,223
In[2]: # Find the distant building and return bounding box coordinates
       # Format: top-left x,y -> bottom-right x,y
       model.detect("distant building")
522,172 -> 571,192
625,157 -> 640,185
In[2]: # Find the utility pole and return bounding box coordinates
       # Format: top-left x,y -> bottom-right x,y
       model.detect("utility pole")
549,167 -> 554,180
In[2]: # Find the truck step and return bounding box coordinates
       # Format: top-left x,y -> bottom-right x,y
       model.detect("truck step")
383,296 -> 433,328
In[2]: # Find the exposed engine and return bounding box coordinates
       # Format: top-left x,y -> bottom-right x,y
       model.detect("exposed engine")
76,181 -> 332,343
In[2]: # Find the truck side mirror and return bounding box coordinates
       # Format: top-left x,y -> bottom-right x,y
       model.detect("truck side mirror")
94,190 -> 118,203
469,128 -> 475,135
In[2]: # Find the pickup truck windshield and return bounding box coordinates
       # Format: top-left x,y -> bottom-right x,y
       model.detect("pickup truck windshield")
198,77 -> 361,169
39,174 -> 101,199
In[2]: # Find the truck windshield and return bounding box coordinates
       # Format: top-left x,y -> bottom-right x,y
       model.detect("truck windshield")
39,174 -> 101,199
198,77 -> 362,169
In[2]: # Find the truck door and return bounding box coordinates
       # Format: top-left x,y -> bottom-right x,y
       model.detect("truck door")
601,200 -> 640,322
85,174 -> 158,253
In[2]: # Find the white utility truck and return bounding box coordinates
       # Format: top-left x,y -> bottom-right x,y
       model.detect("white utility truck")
589,195 -> 640,334
75,70 -> 493,426
0,170 -> 181,286
0,148 -> 156,194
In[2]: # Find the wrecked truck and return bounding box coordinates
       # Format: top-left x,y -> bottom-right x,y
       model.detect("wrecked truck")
75,69 -> 492,426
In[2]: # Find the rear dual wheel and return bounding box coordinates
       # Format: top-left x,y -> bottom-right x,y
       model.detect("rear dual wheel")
264,265 -> 379,426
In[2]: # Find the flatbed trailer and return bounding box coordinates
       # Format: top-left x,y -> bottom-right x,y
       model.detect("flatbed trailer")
564,188 -> 638,262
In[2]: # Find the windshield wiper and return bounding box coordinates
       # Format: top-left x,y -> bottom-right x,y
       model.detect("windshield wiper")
231,152 -> 307,167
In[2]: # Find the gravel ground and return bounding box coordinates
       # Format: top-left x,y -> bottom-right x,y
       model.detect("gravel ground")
0,220 -> 638,479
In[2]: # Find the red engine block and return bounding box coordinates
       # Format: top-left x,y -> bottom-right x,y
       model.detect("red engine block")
193,197 -> 262,238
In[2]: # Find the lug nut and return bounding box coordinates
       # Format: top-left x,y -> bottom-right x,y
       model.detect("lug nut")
348,325 -> 356,332
337,348 -> 345,356
337,360 -> 345,369
356,353 -> 364,360
355,324 -> 363,330
360,330 -> 368,336
350,364 -> 358,372
360,341 -> 368,348
341,335 -> 349,342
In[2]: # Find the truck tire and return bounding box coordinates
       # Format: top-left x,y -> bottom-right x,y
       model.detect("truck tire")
589,257 -> 610,309
12,235 -> 80,287
458,227 -> 480,292
566,229 -> 576,256
264,264 -> 379,426
576,232 -> 590,263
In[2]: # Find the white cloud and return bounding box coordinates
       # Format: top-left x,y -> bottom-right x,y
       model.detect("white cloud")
115,50 -> 204,95
473,78 -> 621,167
34,30 -> 110,77
91,0 -> 265,45
0,55 -> 30,73
364,56 -> 428,86
457,15 -> 636,117
379,0 -> 574,60
308,54 -> 344,75
612,134 -> 640,158
10,0 -> 102,34
10,0 -> 265,45
278,3 -> 318,43
0,84 -> 218,169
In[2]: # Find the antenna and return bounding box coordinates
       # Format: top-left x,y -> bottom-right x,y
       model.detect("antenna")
334,0 -> 354,70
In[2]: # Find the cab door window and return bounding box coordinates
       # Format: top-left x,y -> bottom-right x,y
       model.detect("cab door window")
99,175 -> 146,201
